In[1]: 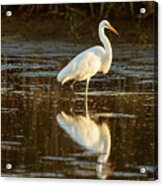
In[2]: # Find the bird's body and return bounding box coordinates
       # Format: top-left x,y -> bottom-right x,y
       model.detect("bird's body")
57,46 -> 104,84
57,20 -> 118,96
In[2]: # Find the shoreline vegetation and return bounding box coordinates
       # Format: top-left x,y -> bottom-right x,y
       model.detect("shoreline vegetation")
2,2 -> 156,44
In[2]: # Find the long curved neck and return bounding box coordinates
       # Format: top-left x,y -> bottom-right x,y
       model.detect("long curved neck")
99,26 -> 113,74
99,26 -> 111,52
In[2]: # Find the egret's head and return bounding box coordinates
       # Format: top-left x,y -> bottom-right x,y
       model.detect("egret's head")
100,20 -> 119,36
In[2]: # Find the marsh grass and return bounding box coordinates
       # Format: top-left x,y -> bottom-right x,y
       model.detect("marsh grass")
2,2 -> 154,18
2,2 -> 156,44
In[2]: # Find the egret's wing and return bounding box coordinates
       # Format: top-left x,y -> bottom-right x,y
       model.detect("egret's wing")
56,112 -> 100,149
57,46 -> 104,84
74,52 -> 101,81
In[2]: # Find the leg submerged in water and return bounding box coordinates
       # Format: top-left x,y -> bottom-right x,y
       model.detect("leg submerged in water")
85,78 -> 90,99
85,78 -> 90,117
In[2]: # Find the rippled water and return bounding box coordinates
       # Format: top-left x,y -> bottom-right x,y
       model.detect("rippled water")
1,41 -> 157,180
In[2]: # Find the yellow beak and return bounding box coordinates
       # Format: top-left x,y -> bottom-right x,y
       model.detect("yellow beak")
108,24 -> 119,36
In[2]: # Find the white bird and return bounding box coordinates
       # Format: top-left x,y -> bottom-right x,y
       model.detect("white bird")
57,20 -> 119,98
56,111 -> 111,179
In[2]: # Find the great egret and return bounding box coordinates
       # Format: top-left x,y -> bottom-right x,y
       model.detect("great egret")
57,20 -> 119,98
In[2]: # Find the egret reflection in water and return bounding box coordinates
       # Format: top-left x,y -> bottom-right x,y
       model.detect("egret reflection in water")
56,100 -> 112,179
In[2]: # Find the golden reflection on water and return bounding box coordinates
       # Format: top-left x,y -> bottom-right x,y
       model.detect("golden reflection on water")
57,99 -> 112,179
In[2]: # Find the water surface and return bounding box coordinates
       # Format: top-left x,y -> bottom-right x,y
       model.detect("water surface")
1,41 -> 157,180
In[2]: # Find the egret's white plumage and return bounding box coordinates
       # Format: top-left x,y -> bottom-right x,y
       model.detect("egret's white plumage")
57,20 -> 119,96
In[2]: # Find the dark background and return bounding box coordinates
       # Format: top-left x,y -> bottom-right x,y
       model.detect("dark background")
2,1 -> 157,44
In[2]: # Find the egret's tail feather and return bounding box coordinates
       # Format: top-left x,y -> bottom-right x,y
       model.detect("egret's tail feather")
61,77 -> 72,85
57,71 -> 73,85
57,71 -> 63,82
